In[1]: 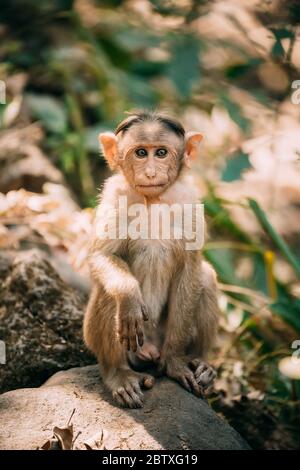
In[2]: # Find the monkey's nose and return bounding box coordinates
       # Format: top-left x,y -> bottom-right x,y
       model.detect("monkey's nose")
145,167 -> 156,178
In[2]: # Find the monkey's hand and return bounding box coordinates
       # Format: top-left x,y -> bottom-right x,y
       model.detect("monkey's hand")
117,295 -> 148,352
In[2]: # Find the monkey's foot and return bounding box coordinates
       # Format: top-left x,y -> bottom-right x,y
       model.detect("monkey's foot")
164,357 -> 202,397
189,358 -> 217,390
110,370 -> 155,409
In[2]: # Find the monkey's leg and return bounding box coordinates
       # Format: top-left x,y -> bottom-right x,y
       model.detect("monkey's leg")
186,261 -> 219,390
160,259 -> 219,396
83,286 -> 154,408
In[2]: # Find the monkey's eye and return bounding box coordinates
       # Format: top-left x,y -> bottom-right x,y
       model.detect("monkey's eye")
135,148 -> 148,158
155,148 -> 168,158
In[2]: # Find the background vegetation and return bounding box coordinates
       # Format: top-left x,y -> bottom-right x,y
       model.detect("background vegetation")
0,0 -> 300,449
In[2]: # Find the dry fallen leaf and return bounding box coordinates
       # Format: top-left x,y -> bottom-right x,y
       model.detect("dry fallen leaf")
39,424 -> 74,450
39,409 -> 76,450
40,437 -> 61,450
53,424 -> 74,450
83,430 -> 108,450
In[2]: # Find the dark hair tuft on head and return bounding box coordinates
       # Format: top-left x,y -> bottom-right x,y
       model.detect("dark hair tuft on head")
158,116 -> 185,137
115,111 -> 185,138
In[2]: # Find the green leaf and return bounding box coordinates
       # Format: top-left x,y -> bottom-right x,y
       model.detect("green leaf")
219,93 -> 250,133
270,28 -> 294,60
84,124 -> 113,153
270,27 -> 294,40
249,199 -> 300,278
26,93 -> 67,134
204,248 -> 253,308
271,39 -> 285,59
121,73 -> 159,107
222,151 -> 252,182
167,35 -> 200,98
59,149 -> 76,174
249,252 -> 268,294
225,58 -> 262,79
114,29 -> 160,53
270,298 -> 300,332
204,248 -> 242,286
204,194 -> 252,243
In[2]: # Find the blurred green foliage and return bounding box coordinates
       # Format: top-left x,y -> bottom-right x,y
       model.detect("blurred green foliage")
1,0 -> 299,202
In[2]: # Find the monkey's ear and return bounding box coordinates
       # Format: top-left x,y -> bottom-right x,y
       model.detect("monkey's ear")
184,132 -> 203,168
99,132 -> 118,170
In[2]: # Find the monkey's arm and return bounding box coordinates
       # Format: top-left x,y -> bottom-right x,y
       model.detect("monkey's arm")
89,243 -> 138,297
89,237 -> 148,351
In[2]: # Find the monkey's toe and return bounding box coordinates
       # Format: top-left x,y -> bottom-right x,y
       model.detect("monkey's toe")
111,371 -> 155,408
166,361 -> 202,397
191,360 -> 217,390
174,370 -> 201,397
142,374 -> 155,389
113,384 -> 144,408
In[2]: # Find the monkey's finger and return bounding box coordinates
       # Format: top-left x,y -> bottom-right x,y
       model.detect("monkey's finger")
141,304 -> 149,321
180,377 -> 192,392
129,335 -> 138,352
132,384 -> 144,398
117,387 -> 142,409
120,319 -> 132,350
127,319 -> 138,351
135,321 -> 144,347
113,391 -> 127,408
196,367 -> 216,388
194,365 -> 208,380
186,374 -> 202,397
124,385 -> 144,407
194,362 -> 215,379
119,389 -> 134,408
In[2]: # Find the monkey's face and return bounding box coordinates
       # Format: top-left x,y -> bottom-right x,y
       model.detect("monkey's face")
118,123 -> 184,197
99,114 -> 203,199
122,145 -> 179,197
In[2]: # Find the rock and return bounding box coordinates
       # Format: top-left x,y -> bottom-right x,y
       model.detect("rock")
0,250 -> 94,393
0,365 -> 250,450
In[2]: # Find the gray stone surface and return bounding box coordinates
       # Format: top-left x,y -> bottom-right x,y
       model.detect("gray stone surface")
0,365 -> 250,450
0,250 -> 94,393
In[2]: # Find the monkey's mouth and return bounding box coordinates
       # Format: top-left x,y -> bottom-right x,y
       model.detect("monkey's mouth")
136,184 -> 166,189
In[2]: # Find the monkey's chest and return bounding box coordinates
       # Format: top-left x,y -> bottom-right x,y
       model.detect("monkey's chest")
128,240 -> 183,323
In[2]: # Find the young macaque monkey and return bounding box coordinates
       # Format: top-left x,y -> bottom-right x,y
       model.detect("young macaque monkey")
83,111 -> 219,408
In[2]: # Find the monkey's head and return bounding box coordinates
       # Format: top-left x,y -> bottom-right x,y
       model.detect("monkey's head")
99,111 -> 202,198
